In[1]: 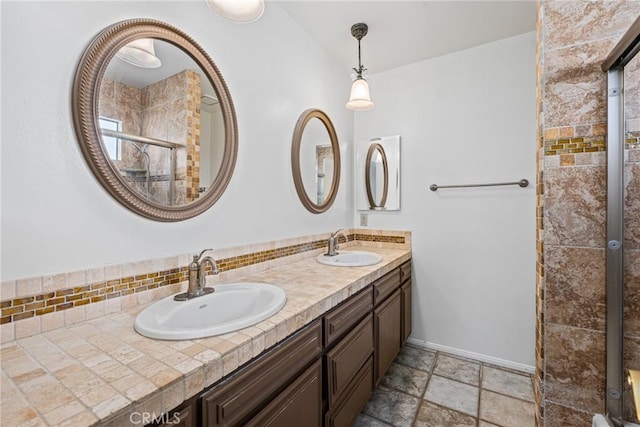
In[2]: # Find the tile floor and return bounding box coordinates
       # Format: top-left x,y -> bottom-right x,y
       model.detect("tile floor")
355,345 -> 536,427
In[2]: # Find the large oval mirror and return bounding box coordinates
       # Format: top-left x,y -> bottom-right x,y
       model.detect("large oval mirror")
291,109 -> 341,213
365,142 -> 388,209
73,19 -> 237,221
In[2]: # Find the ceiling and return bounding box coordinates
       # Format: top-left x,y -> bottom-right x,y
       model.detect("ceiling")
277,0 -> 537,75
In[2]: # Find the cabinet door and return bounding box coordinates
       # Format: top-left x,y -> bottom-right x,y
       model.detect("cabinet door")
245,360 -> 322,427
326,314 -> 373,407
401,280 -> 412,345
374,289 -> 402,384
325,357 -> 373,427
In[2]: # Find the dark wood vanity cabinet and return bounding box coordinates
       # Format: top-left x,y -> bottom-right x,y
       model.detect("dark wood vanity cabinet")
324,289 -> 375,427
372,260 -> 414,385
159,258 -> 412,427
245,360 -> 323,427
401,280 -> 412,345
374,288 -> 402,384
200,320 -> 323,427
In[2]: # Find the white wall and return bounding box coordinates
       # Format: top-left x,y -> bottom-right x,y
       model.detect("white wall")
354,32 -> 537,367
0,1 -> 353,280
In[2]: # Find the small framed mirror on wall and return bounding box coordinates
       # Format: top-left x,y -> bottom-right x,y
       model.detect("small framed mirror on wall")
356,135 -> 400,211
291,109 -> 341,214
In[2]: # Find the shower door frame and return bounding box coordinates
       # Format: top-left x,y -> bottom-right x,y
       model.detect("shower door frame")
602,15 -> 640,425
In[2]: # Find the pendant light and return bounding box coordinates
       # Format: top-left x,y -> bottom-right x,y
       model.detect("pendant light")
346,23 -> 374,111
205,0 -> 265,23
116,38 -> 161,69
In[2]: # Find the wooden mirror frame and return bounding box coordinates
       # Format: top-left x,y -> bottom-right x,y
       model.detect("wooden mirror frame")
72,19 -> 238,222
365,142 -> 389,209
291,109 -> 341,214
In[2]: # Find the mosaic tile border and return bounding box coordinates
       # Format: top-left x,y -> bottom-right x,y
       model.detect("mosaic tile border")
1,232 -> 405,325
544,125 -> 640,152
627,131 -> 640,149
543,135 -> 606,156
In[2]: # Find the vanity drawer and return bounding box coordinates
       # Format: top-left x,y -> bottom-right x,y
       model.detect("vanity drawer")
325,356 -> 374,427
326,314 -> 373,408
324,287 -> 373,346
400,260 -> 411,284
201,320 -> 322,427
373,268 -> 401,305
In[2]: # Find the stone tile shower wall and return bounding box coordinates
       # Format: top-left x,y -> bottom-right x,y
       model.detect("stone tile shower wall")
98,78 -> 146,177
99,70 -> 201,206
536,1 -> 640,425
140,69 -> 201,205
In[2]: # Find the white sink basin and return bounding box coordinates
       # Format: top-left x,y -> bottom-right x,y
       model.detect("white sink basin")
316,251 -> 382,267
134,282 -> 286,340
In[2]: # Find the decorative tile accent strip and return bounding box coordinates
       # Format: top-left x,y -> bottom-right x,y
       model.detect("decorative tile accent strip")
627,132 -> 640,149
1,268 -> 188,325
354,234 -> 405,244
0,232 -> 404,324
543,135 -> 606,156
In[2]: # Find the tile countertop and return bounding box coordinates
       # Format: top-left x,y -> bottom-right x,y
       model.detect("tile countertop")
1,245 -> 411,427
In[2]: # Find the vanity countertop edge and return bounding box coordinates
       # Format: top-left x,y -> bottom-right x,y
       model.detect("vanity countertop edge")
0,245 -> 411,427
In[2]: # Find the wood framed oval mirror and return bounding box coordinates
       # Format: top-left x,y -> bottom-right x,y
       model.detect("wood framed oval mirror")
72,19 -> 238,221
365,142 -> 389,210
291,109 -> 341,214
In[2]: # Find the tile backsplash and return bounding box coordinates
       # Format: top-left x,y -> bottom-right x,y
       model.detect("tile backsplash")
0,229 -> 410,343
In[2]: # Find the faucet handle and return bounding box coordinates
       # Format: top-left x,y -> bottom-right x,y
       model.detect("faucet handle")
196,249 -> 213,261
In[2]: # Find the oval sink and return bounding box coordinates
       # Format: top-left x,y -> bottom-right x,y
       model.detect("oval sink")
134,282 -> 286,340
316,251 -> 382,267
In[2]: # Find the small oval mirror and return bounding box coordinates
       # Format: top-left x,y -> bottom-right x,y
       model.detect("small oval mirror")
73,19 -> 238,221
365,143 -> 389,209
291,109 -> 341,213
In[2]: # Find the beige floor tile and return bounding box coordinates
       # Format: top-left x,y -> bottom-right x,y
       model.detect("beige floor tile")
433,354 -> 480,385
482,365 -> 534,402
395,345 -> 436,372
362,386 -> 420,427
415,401 -> 476,426
479,390 -> 536,427
353,413 -> 393,426
380,363 -> 430,397
424,375 -> 479,417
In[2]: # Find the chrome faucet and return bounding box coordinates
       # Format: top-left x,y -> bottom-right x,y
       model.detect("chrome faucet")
325,229 -> 346,256
174,249 -> 219,301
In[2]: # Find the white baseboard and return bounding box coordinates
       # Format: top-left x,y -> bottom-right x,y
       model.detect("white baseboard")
406,337 -> 535,375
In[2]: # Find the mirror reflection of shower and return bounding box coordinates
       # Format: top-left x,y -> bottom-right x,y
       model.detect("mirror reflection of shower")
316,145 -> 334,204
99,38 -> 227,207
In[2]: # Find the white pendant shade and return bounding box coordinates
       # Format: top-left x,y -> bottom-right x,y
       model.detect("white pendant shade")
116,38 -> 161,69
206,0 -> 265,23
346,78 -> 374,111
